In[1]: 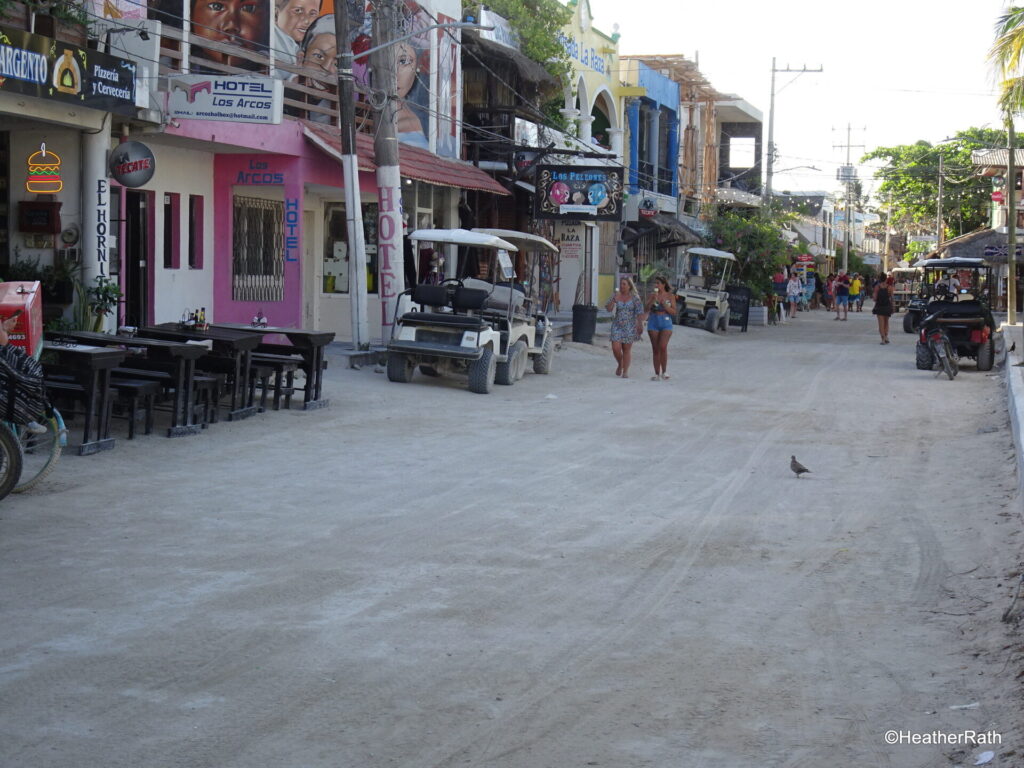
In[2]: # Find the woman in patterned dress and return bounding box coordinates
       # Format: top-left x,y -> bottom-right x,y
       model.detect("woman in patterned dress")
605,277 -> 645,378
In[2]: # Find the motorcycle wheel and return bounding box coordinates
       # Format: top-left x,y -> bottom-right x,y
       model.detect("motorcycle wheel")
938,339 -> 957,380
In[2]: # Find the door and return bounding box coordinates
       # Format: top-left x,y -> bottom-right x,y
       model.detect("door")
124,190 -> 149,327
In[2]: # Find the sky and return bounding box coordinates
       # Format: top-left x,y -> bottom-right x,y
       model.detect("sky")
587,0 -> 1010,200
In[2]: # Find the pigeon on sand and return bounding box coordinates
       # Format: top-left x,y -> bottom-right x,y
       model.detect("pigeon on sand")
790,455 -> 811,478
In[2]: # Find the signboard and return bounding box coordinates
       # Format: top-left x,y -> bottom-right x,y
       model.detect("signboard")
167,76 -> 283,124
556,222 -> 584,260
534,165 -> 624,222
477,8 -> 520,50
109,140 -> 156,187
638,198 -> 657,218
862,254 -> 881,265
726,284 -> 751,332
0,24 -> 137,116
992,190 -> 1005,203
795,253 -> 815,263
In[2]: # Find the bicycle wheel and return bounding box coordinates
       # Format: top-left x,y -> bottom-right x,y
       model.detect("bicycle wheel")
14,412 -> 62,493
0,424 -> 24,501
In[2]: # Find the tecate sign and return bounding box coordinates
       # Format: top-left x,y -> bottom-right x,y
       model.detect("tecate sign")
109,140 -> 155,187
167,76 -> 283,124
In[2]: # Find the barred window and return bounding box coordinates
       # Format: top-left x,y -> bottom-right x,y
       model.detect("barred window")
233,196 -> 284,302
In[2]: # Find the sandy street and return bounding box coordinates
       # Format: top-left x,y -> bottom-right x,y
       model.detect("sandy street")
1,308 -> 1021,767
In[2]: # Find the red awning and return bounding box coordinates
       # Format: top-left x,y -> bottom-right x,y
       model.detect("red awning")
303,121 -> 509,196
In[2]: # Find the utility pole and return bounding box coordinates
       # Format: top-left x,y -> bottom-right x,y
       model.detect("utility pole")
1009,118 -> 1018,325
936,153 -> 944,245
371,0 -> 405,345
763,58 -> 823,216
883,189 -> 892,274
333,0 -> 369,349
833,123 -> 865,274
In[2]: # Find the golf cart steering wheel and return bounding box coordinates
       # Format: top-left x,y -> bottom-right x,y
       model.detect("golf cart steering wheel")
440,278 -> 464,288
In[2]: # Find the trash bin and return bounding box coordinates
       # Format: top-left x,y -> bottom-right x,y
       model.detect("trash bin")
572,303 -> 598,344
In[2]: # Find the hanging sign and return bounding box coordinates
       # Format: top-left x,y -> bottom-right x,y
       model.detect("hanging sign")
108,140 -> 155,187
167,76 -> 283,124
0,24 -> 136,115
534,164 -> 624,222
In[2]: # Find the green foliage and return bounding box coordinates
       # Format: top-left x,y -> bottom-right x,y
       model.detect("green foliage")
86,276 -> 122,332
463,0 -> 572,83
708,210 -> 797,300
990,7 -> 1024,116
862,127 -> 1011,239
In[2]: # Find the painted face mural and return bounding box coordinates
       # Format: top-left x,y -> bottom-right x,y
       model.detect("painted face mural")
588,183 -> 608,207
549,181 -> 571,206
190,0 -> 269,70
276,0 -> 320,43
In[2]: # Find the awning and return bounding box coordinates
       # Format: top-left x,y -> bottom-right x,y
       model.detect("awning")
463,31 -> 555,87
303,120 -> 510,196
631,212 -> 702,248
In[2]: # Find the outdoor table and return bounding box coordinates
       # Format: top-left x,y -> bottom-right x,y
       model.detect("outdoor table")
212,324 -> 335,409
40,340 -> 125,455
138,324 -> 262,421
44,330 -> 207,437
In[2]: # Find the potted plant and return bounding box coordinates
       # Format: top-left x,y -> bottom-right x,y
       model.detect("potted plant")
3,255 -> 44,283
86,276 -> 123,332
41,259 -> 79,305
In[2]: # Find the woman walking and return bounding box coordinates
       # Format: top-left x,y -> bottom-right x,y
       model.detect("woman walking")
872,272 -> 893,343
786,273 -> 803,319
605,277 -> 645,378
645,276 -> 676,380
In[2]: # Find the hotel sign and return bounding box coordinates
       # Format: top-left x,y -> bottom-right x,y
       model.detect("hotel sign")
0,25 -> 137,116
167,76 -> 283,124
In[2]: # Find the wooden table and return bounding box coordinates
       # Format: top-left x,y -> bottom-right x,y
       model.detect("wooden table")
45,331 -> 207,437
139,324 -> 262,421
213,324 -> 335,409
40,341 -> 125,455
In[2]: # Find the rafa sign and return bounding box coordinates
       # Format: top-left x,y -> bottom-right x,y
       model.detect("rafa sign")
109,141 -> 156,187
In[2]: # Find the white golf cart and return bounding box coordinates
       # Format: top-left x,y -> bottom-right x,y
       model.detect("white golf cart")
674,246 -> 736,333
386,228 -> 557,394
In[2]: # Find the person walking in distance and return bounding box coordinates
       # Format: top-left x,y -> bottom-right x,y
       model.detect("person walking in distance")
834,270 -> 850,320
872,272 -> 894,343
849,272 -> 863,312
786,273 -> 803,319
645,276 -> 676,381
605,277 -> 645,378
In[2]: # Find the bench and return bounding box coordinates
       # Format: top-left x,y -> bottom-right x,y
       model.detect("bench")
109,378 -> 162,439
251,352 -> 300,410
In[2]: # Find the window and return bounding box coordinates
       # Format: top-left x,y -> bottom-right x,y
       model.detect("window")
162,192 -> 180,269
188,194 -> 204,269
233,196 -> 284,302
728,137 -> 756,169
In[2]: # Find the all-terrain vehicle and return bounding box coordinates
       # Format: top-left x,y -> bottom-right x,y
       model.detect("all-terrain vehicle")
903,257 -> 994,335
386,228 -> 557,394
674,246 -> 736,333
911,257 -> 998,372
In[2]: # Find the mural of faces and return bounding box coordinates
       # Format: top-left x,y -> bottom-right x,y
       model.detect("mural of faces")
548,182 -> 570,206
190,0 -> 269,70
276,0 -> 320,44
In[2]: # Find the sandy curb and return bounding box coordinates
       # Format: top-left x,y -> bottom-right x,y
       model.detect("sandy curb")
1002,322 -> 1024,499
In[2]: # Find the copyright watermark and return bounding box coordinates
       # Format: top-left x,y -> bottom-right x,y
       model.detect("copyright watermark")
884,730 -> 1002,746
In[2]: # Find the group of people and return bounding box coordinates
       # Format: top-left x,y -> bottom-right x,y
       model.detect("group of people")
604,276 -> 675,381
779,265 -> 897,343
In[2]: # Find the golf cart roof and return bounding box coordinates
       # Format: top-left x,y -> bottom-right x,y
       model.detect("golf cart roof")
916,257 -> 988,269
409,228 -> 519,251
687,246 -> 736,262
471,229 -> 559,254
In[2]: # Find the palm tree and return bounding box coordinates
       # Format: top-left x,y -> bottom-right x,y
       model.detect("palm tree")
990,7 -> 1024,114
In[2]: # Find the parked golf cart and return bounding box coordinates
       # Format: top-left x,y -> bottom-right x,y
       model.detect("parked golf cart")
890,265 -> 922,314
674,246 -> 736,333
910,257 -> 998,372
386,228 -> 557,394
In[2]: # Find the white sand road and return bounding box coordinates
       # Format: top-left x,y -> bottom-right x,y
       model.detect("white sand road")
1,308 -> 1022,767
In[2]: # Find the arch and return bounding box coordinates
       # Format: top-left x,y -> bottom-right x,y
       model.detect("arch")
591,85 -> 618,131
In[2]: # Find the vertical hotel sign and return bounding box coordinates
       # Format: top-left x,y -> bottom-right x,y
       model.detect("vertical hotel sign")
0,24 -> 136,115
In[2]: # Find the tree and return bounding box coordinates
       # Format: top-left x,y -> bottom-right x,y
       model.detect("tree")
861,127 -> 1010,239
990,7 -> 1024,115
708,210 -> 797,300
462,0 -> 571,82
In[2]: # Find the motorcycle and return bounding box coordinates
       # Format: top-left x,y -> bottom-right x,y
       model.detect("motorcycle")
915,305 -> 959,380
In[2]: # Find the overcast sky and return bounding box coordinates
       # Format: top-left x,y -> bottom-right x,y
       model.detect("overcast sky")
587,0 -> 1008,199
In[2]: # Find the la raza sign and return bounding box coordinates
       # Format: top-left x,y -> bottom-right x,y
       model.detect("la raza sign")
534,165 -> 624,222
0,25 -> 136,116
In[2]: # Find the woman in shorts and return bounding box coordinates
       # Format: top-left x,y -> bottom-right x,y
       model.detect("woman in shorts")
605,276 -> 645,378
645,276 -> 676,381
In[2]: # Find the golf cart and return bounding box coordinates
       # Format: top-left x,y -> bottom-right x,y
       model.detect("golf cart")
674,246 -> 736,333
386,228 -> 557,394
909,257 -> 998,372
890,265 -> 921,314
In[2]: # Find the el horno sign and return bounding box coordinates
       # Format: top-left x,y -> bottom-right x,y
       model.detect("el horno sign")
109,141 -> 156,187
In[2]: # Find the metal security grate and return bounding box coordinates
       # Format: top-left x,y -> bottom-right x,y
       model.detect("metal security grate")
232,196 -> 284,302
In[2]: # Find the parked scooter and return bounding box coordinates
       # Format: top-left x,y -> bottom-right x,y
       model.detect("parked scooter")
915,305 -> 959,380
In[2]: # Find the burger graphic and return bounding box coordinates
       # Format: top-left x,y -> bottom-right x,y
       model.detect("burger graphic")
26,145 -> 63,194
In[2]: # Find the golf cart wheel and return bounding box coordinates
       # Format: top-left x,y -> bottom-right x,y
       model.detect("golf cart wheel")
419,365 -> 440,377
387,352 -> 415,383
915,341 -> 934,371
533,332 -> 555,375
496,341 -> 527,385
903,312 -> 917,334
976,337 -> 995,371
703,308 -> 719,333
468,348 -> 496,394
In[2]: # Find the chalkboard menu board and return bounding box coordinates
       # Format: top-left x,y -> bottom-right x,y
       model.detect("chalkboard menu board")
726,285 -> 752,332
18,201 -> 61,234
